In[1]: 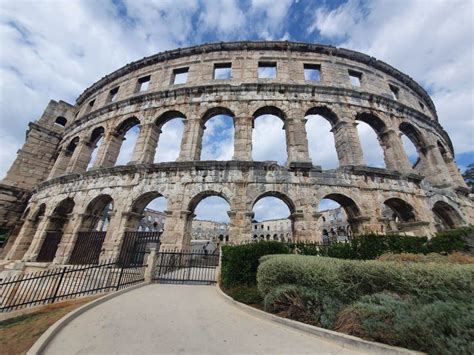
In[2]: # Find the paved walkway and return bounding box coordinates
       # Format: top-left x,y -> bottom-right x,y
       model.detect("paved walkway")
43,284 -> 364,354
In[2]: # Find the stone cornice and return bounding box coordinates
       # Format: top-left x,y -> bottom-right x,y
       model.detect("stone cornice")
34,161 -> 426,193
76,41 -> 436,118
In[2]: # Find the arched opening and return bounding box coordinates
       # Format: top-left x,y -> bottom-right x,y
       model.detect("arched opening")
356,113 -> 387,168
66,137 -> 79,155
129,192 -> 167,232
69,195 -> 113,264
432,201 -> 464,231
115,117 -> 140,166
252,192 -> 294,242
87,127 -> 105,170
201,108 -> 234,160
154,111 -> 185,163
37,198 -> 74,262
188,192 -> 230,247
399,122 -> 426,170
305,107 -> 339,169
54,116 -> 67,127
9,204 -> 46,260
318,193 -> 361,242
252,107 -> 287,165
382,198 -> 416,233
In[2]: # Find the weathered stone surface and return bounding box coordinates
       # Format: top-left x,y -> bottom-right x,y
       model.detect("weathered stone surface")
1,41 -> 472,263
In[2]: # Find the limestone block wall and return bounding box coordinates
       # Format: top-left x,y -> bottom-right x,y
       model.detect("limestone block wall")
1,41 -> 472,264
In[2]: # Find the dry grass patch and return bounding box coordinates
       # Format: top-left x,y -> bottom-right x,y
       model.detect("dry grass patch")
0,295 -> 100,355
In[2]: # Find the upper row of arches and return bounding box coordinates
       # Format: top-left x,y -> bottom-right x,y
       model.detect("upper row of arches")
56,105 -> 453,178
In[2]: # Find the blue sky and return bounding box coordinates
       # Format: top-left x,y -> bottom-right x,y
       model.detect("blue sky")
1,0 -> 473,222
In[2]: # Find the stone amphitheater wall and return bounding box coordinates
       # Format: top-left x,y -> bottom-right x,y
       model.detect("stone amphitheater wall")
1,41 -> 472,265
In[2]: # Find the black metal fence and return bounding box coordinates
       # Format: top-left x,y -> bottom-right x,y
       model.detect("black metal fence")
69,231 -> 107,265
37,231 -> 63,262
153,249 -> 219,285
0,260 -> 145,312
118,231 -> 161,266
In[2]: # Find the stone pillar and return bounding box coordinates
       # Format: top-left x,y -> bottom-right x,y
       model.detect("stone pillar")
291,209 -> 320,242
378,129 -> 412,172
228,210 -> 254,243
331,121 -> 364,166
178,119 -> 204,161
48,149 -> 73,179
422,144 -> 452,186
285,117 -> 312,167
93,132 -> 123,168
92,209 -> 128,261
52,213 -> 81,264
22,215 -> 52,261
66,139 -> 94,174
5,216 -> 42,260
159,210 -> 192,250
130,123 -> 160,164
233,116 -> 252,160
442,153 -> 467,188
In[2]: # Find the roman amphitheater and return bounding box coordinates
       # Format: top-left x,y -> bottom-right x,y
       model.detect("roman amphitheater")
0,41 -> 472,266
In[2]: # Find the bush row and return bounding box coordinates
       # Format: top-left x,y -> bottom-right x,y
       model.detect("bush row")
257,255 -> 474,354
220,227 -> 472,289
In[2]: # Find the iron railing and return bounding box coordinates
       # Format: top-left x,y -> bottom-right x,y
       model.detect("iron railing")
0,260 -> 145,312
119,231 -> 161,266
153,249 -> 219,285
68,231 -> 107,265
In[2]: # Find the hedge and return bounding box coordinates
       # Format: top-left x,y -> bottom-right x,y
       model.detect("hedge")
257,255 -> 473,303
220,241 -> 289,288
257,255 -> 474,354
220,227 -> 472,289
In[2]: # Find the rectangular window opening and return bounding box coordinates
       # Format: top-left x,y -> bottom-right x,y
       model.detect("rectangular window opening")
109,87 -> 119,102
172,67 -> 189,85
389,84 -> 399,100
214,63 -> 232,80
304,64 -> 321,81
418,101 -> 425,110
138,75 -> 151,92
348,70 -> 362,87
86,99 -> 95,113
258,62 -> 277,79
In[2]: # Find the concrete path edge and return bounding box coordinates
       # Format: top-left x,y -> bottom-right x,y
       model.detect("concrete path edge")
27,283 -> 147,355
216,286 -> 423,355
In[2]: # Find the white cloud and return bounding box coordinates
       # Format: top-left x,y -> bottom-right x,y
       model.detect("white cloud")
154,119 -> 184,163
116,126 -> 140,165
198,0 -> 245,36
309,0 -> 474,157
194,196 -> 230,222
306,115 -> 339,169
253,196 -> 290,221
201,115 -> 234,160
356,121 -> 385,168
252,115 -> 287,164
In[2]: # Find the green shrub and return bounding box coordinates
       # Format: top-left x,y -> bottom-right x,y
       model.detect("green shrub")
224,285 -> 263,305
220,241 -> 290,288
257,255 -> 474,304
378,252 -> 474,264
263,284 -> 343,328
429,230 -> 469,254
336,293 -> 474,355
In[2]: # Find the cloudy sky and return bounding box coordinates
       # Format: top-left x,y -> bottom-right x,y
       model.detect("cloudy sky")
1,0 -> 472,222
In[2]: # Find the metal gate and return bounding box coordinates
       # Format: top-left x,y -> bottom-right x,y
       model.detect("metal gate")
153,249 -> 219,284
118,231 -> 161,266
68,231 -> 107,264
37,231 -> 63,262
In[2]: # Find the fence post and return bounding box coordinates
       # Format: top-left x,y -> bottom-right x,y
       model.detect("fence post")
51,267 -> 67,303
144,246 -> 159,283
116,264 -> 125,291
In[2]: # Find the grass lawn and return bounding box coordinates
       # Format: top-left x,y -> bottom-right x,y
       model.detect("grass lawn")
0,296 -> 100,355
